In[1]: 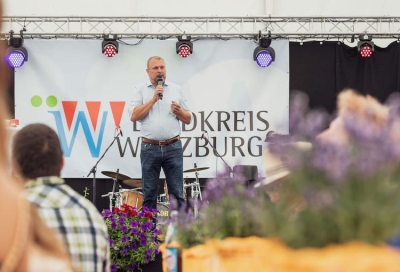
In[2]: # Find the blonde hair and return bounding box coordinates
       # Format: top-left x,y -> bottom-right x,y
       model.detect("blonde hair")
337,89 -> 389,126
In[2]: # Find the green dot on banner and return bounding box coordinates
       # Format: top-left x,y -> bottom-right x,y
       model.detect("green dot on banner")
46,95 -> 58,107
31,95 -> 42,107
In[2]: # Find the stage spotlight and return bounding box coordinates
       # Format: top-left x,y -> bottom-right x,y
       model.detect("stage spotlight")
102,34 -> 119,57
176,35 -> 193,58
5,30 -> 28,68
357,34 -> 374,58
253,37 -> 275,67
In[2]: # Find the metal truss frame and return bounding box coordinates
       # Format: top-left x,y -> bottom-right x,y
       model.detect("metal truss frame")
3,16 -> 400,40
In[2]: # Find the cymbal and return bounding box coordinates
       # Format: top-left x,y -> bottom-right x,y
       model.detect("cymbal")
101,171 -> 131,181
183,167 -> 209,173
123,179 -> 143,188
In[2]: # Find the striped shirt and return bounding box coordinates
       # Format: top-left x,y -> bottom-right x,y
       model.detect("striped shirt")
24,177 -> 110,272
128,80 -> 192,140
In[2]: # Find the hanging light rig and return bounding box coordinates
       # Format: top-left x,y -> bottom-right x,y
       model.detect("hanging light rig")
357,33 -> 374,58
176,35 -> 193,58
253,31 -> 275,67
102,34 -> 119,57
5,29 -> 28,68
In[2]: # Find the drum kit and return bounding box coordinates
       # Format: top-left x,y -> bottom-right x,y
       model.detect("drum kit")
101,165 -> 209,224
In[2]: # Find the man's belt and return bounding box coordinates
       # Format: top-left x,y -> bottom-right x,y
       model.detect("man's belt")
142,136 -> 180,146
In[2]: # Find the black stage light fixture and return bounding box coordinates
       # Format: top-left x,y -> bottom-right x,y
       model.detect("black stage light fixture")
102,34 -> 119,57
253,32 -> 275,67
357,33 -> 374,58
176,35 -> 193,58
5,30 -> 28,68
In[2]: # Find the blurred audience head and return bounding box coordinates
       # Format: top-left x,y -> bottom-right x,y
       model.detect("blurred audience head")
12,123 -> 63,180
317,89 -> 389,145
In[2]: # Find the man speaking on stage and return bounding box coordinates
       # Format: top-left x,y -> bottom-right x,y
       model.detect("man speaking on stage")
128,56 -> 192,211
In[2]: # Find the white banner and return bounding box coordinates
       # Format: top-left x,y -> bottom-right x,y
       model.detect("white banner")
15,39 -> 289,179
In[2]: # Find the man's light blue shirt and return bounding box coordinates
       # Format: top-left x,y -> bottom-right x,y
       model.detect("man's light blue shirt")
128,80 -> 192,140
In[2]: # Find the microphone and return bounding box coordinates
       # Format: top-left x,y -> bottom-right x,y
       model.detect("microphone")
201,130 -> 208,140
119,126 -> 123,137
156,75 -> 164,100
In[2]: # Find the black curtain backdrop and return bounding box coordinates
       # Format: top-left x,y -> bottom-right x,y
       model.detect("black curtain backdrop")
289,40 -> 400,114
8,40 -> 400,210
289,41 -> 337,114
335,41 -> 400,103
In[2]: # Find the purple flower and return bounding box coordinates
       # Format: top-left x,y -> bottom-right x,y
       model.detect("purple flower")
121,236 -> 128,243
118,216 -> 126,224
151,208 -> 160,213
111,222 -> 117,230
130,220 -> 138,227
140,223 -> 149,231
120,225 -> 127,232
101,209 -> 112,218
111,263 -> 117,272
109,238 -> 114,245
146,221 -> 154,229
153,228 -> 160,235
131,228 -> 139,235
141,206 -> 150,212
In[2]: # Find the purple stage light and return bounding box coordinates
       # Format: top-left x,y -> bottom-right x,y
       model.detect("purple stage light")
255,50 -> 274,67
6,50 -> 26,68
253,36 -> 275,68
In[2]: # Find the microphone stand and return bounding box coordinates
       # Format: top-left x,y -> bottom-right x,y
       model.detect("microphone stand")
87,132 -> 121,206
203,136 -> 233,177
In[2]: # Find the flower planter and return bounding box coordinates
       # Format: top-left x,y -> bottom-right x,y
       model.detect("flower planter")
182,236 -> 400,272
128,252 -> 163,272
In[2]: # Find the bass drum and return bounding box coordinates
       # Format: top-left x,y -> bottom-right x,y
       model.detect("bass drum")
156,203 -> 170,226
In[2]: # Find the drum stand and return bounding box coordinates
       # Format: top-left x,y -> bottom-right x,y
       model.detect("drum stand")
101,178 -> 120,210
184,170 -> 203,219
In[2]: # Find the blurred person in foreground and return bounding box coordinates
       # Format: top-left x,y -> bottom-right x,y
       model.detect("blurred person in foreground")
317,89 -> 390,145
0,1 -> 75,271
12,123 -> 111,272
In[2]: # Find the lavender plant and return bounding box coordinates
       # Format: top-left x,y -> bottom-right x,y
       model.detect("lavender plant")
265,90 -> 400,248
174,89 -> 400,250
174,172 -> 271,248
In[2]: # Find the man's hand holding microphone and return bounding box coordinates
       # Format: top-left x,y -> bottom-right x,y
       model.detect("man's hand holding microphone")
154,74 -> 164,101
